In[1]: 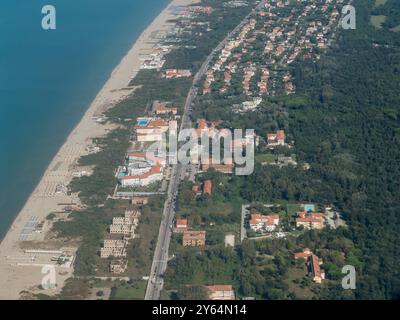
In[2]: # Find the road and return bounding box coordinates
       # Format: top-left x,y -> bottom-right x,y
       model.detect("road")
144,2 -> 264,300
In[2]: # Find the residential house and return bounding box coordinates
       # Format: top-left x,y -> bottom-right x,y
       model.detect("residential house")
164,69 -> 191,79
118,164 -> 163,187
249,213 -> 279,232
294,248 -> 313,260
267,130 -> 286,147
308,254 -> 325,283
296,211 -> 325,230
203,180 -> 212,195
174,219 -> 188,233
294,249 -> 325,283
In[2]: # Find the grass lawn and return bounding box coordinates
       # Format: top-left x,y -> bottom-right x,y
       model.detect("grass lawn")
286,203 -> 302,215
255,153 -> 278,164
370,15 -> 386,29
285,265 -> 315,299
111,281 -> 147,300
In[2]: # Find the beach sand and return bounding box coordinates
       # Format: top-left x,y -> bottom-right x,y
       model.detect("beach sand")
0,0 -> 197,300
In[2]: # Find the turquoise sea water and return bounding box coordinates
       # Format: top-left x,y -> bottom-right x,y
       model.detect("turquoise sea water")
0,0 -> 170,238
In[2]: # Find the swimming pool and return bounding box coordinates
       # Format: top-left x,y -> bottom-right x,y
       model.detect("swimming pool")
304,204 -> 315,212
137,118 -> 150,126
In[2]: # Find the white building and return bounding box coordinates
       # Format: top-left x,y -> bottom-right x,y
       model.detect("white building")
118,164 -> 163,187
249,214 -> 279,232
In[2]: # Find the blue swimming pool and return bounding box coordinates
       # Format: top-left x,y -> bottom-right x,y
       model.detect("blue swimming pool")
304,204 -> 315,212
137,118 -> 150,126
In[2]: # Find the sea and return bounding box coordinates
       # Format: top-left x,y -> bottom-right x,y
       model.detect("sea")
0,0 -> 170,238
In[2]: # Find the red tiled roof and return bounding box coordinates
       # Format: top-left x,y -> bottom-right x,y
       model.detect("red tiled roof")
120,164 -> 162,180
276,130 -> 285,140
249,214 -> 279,226
203,180 -> 212,194
176,219 -> 188,228
310,254 -> 322,278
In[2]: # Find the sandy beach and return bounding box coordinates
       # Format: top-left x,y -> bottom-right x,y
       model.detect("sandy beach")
0,0 -> 197,300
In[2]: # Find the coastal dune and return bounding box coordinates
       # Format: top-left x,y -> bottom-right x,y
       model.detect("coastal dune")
0,0 -> 197,299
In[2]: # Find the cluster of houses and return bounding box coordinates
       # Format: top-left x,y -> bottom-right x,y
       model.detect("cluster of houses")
202,0 -> 343,99
173,218 -> 206,247
115,100 -> 181,188
100,209 -> 141,274
140,45 -> 171,71
182,5 -> 213,17
100,239 -> 127,259
294,248 -> 325,284
97,0 -> 345,288
109,209 -> 141,239
138,4 -> 214,72
192,179 -> 212,196
258,67 -> 270,95
203,19 -> 256,95
192,118 -> 259,173
247,203 -> 332,235
164,69 -> 192,79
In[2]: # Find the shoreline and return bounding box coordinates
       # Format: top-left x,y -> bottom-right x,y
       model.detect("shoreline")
0,0 -> 196,299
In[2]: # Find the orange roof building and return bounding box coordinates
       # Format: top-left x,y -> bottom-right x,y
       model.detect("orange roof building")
294,248 -> 313,260
294,249 -> 325,283
249,213 -> 279,232
118,164 -> 163,187
267,130 -> 286,146
165,69 -> 191,79
296,211 -> 325,230
203,180 -> 212,195
174,219 -> 188,233
308,254 -> 325,283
